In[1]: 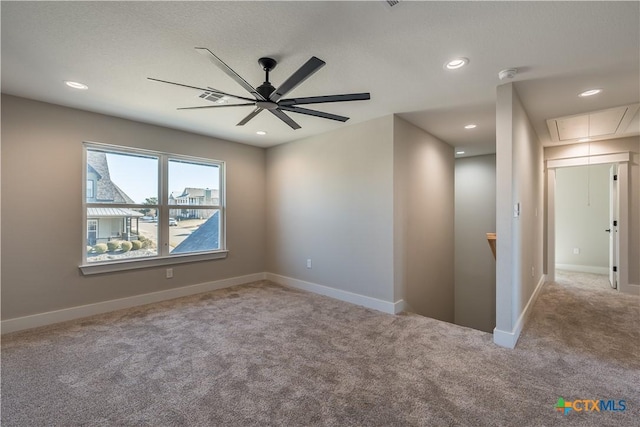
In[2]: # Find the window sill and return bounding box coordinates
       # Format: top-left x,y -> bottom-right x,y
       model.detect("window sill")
79,250 -> 229,275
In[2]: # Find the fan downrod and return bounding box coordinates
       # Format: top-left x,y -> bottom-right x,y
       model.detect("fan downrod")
257,57 -> 277,99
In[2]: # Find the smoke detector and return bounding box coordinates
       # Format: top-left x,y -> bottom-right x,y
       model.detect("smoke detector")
498,68 -> 518,80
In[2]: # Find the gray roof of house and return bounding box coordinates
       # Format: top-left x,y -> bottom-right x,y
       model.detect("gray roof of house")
87,151 -> 136,204
169,191 -> 183,200
87,207 -> 144,218
172,211 -> 220,254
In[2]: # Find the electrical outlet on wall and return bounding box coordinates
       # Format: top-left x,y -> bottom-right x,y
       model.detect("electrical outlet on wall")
531,266 -> 535,278
166,268 -> 173,279
573,248 -> 580,255
306,259 -> 312,269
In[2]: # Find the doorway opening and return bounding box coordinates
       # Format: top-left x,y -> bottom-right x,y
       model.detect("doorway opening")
546,152 -> 632,294
554,163 -> 617,288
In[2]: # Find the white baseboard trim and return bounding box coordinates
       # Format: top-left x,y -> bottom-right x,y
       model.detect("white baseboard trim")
1,272 -> 266,334
556,264 -> 608,275
393,299 -> 408,314
266,273 -> 397,314
493,327 -> 518,349
493,274 -> 547,349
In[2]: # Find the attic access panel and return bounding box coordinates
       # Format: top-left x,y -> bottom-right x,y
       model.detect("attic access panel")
546,104 -> 639,143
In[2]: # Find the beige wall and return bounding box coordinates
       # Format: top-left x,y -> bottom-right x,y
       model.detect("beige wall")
265,116 -> 395,301
454,154 -> 496,332
555,164 -> 610,270
545,137 -> 640,286
512,88 -> 545,319
495,83 -> 544,345
1,95 -> 266,320
393,116 -> 454,322
265,115 -> 455,315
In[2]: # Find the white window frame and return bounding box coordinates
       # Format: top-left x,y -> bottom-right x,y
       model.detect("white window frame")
80,142 -> 227,275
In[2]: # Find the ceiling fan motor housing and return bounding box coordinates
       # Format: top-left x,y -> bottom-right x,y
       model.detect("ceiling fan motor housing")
257,82 -> 275,99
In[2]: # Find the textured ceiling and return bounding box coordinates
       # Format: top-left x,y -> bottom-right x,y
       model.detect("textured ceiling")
2,1 -> 639,155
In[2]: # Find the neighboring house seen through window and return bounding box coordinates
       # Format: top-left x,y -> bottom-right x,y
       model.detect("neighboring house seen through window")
83,143 -> 225,269
86,179 -> 95,199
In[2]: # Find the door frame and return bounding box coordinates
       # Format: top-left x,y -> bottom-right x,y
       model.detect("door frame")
609,164 -> 618,289
546,152 -> 632,293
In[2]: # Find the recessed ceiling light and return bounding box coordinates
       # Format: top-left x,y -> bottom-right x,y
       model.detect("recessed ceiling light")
256,131 -> 267,135
445,58 -> 469,70
464,124 -> 477,129
578,138 -> 590,142
578,89 -> 602,97
64,80 -> 88,90
456,151 -> 465,155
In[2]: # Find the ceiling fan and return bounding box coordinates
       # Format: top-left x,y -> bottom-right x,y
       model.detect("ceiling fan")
149,47 -> 370,130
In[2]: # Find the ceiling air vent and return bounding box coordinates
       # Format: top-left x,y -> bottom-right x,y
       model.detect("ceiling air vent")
546,103 -> 640,144
199,87 -> 225,103
386,0 -> 400,6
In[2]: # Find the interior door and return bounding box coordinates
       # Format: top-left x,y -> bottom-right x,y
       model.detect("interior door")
608,164 -> 617,289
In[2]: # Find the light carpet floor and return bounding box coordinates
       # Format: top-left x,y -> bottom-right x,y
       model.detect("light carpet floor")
1,272 -> 638,426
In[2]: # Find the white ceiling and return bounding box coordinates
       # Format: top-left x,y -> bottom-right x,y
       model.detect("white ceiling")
2,1 -> 638,155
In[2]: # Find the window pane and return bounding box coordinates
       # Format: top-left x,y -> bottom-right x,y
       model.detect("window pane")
168,160 -> 220,209
86,208 -> 158,262
169,209 -> 220,254
87,149 -> 158,204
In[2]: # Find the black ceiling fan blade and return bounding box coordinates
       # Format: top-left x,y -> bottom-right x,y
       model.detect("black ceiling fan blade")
147,78 -> 255,102
279,93 -> 371,106
195,47 -> 266,101
177,103 -> 256,110
270,56 -> 326,103
237,107 -> 264,126
269,109 -> 301,130
278,105 -> 349,122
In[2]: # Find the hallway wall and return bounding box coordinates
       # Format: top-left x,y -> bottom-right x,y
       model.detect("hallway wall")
454,154 -> 496,333
393,116 -> 454,322
495,83 -> 544,348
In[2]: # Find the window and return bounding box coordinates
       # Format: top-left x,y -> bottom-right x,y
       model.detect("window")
81,143 -> 225,273
167,159 -> 222,253
86,179 -> 95,199
87,220 -> 97,246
